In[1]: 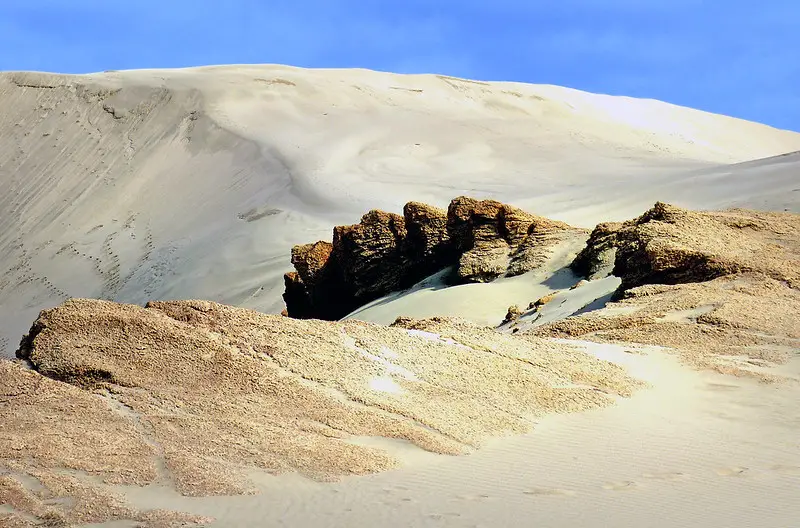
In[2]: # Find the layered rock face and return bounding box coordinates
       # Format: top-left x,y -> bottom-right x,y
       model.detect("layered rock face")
572,202 -> 800,293
283,197 -> 584,320
447,197 -> 577,282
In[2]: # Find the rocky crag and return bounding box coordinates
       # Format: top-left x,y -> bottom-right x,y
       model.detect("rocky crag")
283,197 -> 586,320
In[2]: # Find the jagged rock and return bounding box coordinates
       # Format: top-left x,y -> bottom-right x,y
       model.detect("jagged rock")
449,198 -> 517,282
282,271 -> 313,319
333,210 -> 408,300
284,196 -> 583,320
284,210 -> 420,320
402,201 -> 452,274
615,203 -> 800,291
448,197 -> 581,282
445,196 -> 481,254
291,241 -> 334,287
284,241 -> 350,320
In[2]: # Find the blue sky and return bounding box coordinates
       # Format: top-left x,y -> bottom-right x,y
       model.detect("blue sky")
2,1 -> 798,131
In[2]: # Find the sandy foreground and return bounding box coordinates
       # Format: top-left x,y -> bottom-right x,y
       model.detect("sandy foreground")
3,288 -> 798,528
1,65 -> 800,527
111,346 -> 800,528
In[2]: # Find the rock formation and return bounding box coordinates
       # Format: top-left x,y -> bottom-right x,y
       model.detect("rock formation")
332,210 -> 409,301
570,221 -> 623,279
572,202 -> 800,293
402,201 -> 455,276
283,197 -> 586,320
502,304 -> 523,325
448,197 -> 578,282
515,203 -> 800,381
4,202 -> 799,525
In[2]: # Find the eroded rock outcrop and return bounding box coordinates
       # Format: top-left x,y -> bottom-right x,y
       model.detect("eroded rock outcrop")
402,201 -> 454,275
447,197 -> 578,282
284,197 -> 585,320
572,202 -> 800,293
516,203 -> 800,381
333,210 -> 409,300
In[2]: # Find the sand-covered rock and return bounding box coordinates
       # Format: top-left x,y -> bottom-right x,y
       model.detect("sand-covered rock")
0,361 -> 212,527
447,197 -> 581,282
530,273 -> 799,380
1,297 -> 641,523
520,204 -> 800,379
284,197 -> 585,320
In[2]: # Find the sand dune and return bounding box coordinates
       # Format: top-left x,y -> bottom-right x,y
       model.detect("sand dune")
2,65 -> 800,356
2,63 -> 800,527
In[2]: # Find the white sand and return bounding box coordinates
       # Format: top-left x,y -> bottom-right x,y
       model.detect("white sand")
345,235 -> 592,326
2,65 -> 800,356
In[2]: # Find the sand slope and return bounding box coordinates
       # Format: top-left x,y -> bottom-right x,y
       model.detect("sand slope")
2,65 -> 800,356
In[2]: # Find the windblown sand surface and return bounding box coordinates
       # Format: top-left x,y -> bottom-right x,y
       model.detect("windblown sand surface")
2,65 -> 800,356
111,346 -> 800,528
4,336 -> 798,527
